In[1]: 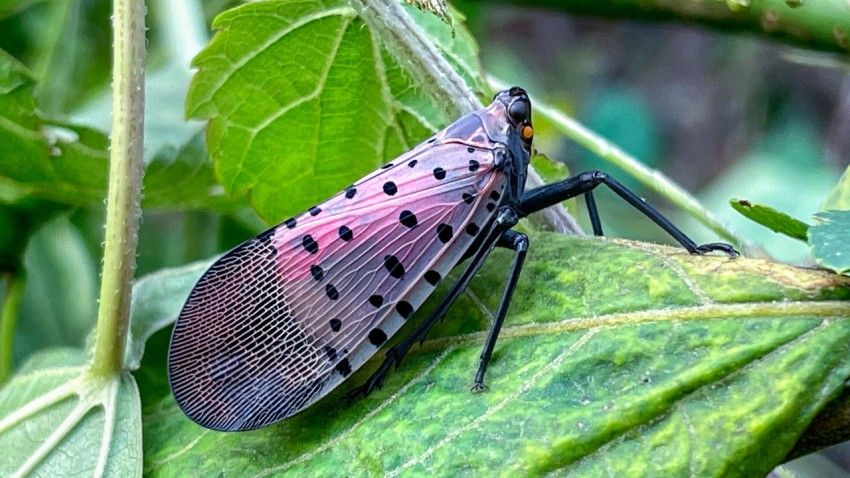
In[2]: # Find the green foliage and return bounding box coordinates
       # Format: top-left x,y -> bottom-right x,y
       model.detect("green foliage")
0,348 -> 142,477
730,199 -> 809,241
139,234 -> 850,476
185,0 -> 482,223
809,210 -> 850,276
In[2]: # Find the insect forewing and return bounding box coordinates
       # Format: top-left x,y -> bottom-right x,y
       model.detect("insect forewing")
168,112 -> 509,431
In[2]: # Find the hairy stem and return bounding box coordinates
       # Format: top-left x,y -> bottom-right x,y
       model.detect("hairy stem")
476,0 -> 850,55
90,0 -> 146,377
352,0 -> 583,234
0,272 -> 25,384
488,75 -> 748,248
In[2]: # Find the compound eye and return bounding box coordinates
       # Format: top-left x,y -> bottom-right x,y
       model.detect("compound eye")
507,99 -> 530,123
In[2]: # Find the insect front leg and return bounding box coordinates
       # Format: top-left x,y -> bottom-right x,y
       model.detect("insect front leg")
517,171 -> 739,256
472,229 -> 528,393
346,209 -> 518,400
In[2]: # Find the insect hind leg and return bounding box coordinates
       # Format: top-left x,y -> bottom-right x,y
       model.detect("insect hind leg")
518,171 -> 738,256
472,229 -> 528,393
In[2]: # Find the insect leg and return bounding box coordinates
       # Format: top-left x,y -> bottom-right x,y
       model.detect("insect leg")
472,229 -> 528,393
517,171 -> 738,255
346,209 -> 518,400
584,191 -> 603,236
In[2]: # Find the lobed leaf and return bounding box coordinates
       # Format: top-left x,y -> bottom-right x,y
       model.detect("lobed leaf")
0,348 -> 142,477
809,210 -> 850,276
730,198 -> 809,242
139,234 -> 850,476
185,0 -> 483,224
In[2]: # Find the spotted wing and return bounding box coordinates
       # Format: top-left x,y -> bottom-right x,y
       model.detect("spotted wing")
168,114 -> 507,431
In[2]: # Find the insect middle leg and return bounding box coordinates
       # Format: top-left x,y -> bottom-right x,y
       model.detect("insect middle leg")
518,171 -> 738,255
346,209 -> 518,399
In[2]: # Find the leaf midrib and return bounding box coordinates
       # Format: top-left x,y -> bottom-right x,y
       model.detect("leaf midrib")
416,300 -> 850,355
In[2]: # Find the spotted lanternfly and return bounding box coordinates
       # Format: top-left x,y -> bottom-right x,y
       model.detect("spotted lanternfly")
168,87 -> 737,431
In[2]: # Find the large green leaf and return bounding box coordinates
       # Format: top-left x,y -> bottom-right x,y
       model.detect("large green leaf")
0,348 -> 142,477
139,234 -> 850,476
185,0 -> 482,223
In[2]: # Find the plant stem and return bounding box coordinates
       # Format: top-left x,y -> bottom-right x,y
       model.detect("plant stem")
351,0 -> 583,234
475,0 -> 850,55
350,0 -> 480,116
0,272 -> 25,385
90,0 -> 146,377
488,75 -> 748,248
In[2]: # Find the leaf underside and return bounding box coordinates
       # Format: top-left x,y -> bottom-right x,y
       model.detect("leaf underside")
185,0 -> 482,224
139,234 -> 850,477
730,199 -> 809,242
0,349 -> 142,477
810,210 -> 850,275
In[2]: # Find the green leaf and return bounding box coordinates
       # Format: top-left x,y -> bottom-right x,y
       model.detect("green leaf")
809,210 -> 850,275
0,348 -> 142,477
0,48 -> 243,212
124,259 -> 209,370
14,215 -> 97,364
186,0 -> 482,223
821,165 -> 850,212
140,234 -> 850,476
730,199 -> 810,242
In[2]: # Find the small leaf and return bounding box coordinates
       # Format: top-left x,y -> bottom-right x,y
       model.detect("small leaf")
0,348 -> 142,477
730,198 -> 810,241
809,210 -> 850,275
821,165 -> 850,212
141,234 -> 850,476
124,259 -> 210,370
186,0 -> 482,223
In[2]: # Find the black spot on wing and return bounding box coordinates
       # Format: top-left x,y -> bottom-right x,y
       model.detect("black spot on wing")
424,270 -> 441,286
369,295 -> 384,307
302,235 -> 318,254
335,358 -> 352,377
384,255 -> 405,279
399,210 -> 418,228
383,181 -> 398,196
310,265 -> 324,281
396,301 -> 413,319
368,328 -> 387,346
437,223 -> 454,243
339,225 -> 353,242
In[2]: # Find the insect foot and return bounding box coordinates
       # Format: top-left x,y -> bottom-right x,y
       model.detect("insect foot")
694,242 -> 739,257
470,382 -> 488,394
345,348 -> 403,401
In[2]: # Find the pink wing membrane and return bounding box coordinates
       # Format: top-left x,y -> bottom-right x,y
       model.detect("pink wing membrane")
169,113 -> 508,430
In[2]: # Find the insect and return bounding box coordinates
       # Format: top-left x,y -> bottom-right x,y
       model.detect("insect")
168,87 -> 737,431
